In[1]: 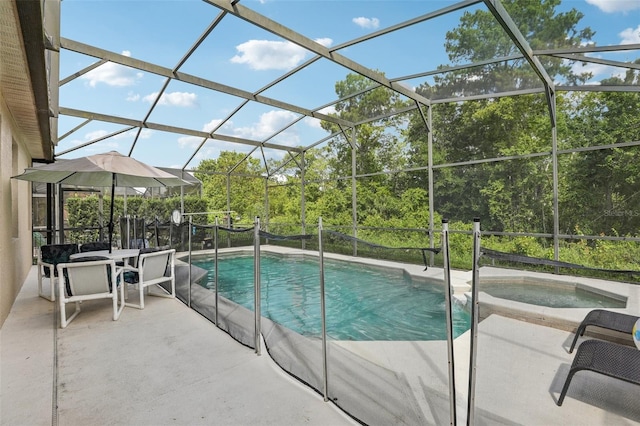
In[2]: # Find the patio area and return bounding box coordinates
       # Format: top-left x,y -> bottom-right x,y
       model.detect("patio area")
0,265 -> 354,426
1,261 -> 639,425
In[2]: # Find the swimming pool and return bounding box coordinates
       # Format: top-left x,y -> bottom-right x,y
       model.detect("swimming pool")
480,280 -> 626,308
192,254 -> 470,341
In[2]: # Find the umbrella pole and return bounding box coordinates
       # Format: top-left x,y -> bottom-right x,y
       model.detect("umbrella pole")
108,174 -> 115,253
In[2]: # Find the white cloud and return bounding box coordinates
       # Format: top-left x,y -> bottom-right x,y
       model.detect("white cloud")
178,135 -> 201,149
203,118 -> 226,133
138,129 -> 153,139
81,51 -> 143,87
143,91 -> 198,107
111,128 -> 152,140
232,110 -> 299,141
231,40 -> 308,70
191,142 -> 256,165
178,118 -> 233,148
315,38 -> 333,48
126,92 -> 140,102
304,117 -> 323,129
304,105 -> 336,129
85,130 -> 109,140
352,17 -> 380,29
114,131 -> 130,140
180,111 -> 300,152
585,0 -> 640,13
619,25 -> 640,44
269,130 -> 300,148
230,38 -> 331,71
570,60 -> 627,80
68,129 -> 120,150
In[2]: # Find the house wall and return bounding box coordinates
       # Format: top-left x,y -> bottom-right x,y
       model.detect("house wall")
0,92 -> 35,327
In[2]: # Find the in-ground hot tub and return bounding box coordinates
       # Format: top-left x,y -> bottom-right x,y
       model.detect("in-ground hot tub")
466,274 -> 630,332
479,278 -> 626,309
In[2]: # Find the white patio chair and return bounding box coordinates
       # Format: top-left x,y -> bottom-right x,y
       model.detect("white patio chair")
123,248 -> 176,310
56,257 -> 125,328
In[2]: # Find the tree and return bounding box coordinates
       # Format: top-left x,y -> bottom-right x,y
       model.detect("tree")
405,0 -> 592,232
195,151 -> 265,223
560,67 -> 640,235
438,0 -> 593,96
321,72 -> 410,183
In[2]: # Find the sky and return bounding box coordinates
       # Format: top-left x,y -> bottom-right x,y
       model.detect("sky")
56,0 -> 640,171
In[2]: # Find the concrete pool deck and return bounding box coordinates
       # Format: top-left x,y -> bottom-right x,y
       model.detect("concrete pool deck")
1,265 -> 355,426
2,249 -> 639,425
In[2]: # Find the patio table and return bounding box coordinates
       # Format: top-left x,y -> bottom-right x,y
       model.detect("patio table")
70,249 -> 140,264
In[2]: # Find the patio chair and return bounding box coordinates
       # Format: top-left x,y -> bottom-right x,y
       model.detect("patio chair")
557,339 -> 640,406
123,248 -> 175,309
37,243 -> 79,301
79,241 -> 111,253
56,256 -> 125,328
569,309 -> 639,353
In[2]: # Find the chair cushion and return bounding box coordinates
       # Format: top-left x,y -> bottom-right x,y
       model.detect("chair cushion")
139,245 -> 170,254
71,256 -> 110,263
123,270 -> 139,284
41,244 -> 79,278
79,241 -> 110,253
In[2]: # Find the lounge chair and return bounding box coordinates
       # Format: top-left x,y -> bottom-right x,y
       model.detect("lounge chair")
557,339 -> 640,406
569,309 -> 638,353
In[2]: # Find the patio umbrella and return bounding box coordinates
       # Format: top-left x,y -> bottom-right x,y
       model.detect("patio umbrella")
12,151 -> 190,251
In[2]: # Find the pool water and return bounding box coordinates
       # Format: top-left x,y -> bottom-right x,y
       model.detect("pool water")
192,254 -> 470,341
481,281 -> 626,309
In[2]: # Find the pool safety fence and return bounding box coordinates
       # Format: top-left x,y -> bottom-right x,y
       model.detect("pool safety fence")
321,229 -> 440,271
171,216 -> 467,426
60,215 -> 639,424
480,247 -> 640,279
117,216 -> 640,425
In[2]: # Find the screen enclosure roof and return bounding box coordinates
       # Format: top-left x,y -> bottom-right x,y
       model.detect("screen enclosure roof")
53,0 -> 640,176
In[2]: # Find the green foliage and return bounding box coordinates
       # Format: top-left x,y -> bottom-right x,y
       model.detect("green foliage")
65,195 -> 208,244
559,80 -> 640,236
195,152 -> 265,223
440,0 -> 593,93
320,72 -> 410,180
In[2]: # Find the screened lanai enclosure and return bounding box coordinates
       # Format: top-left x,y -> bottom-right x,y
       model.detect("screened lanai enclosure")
27,0 -> 640,423
41,0 -> 639,273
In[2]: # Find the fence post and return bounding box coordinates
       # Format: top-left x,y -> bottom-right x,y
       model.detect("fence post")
188,215 -> 192,308
442,219 -> 457,426
318,217 -> 329,402
254,216 -> 261,355
214,216 -> 219,326
467,217 -> 481,426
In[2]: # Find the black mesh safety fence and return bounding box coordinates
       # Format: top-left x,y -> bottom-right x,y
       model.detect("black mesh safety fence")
316,229 -> 457,425
170,220 -> 469,425
480,247 -> 640,279
185,224 -> 258,349
119,216 -> 146,248
257,234 -> 327,400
